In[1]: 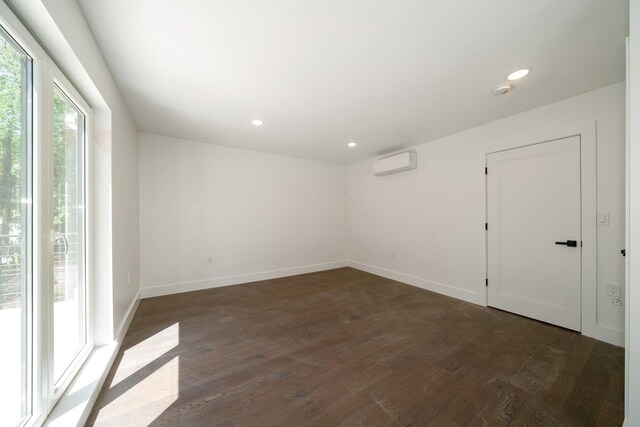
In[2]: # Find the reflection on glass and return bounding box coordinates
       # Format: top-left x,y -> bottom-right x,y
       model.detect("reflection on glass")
52,86 -> 86,385
0,27 -> 32,426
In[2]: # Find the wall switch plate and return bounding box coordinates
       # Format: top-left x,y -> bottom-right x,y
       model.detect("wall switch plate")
606,283 -> 621,297
597,212 -> 610,226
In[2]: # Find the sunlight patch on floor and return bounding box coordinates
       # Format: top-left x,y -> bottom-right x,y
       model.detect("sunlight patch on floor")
111,322 -> 180,386
97,355 -> 180,426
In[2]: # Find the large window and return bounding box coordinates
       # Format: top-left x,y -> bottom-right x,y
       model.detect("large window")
52,85 -> 87,389
0,25 -> 32,427
0,8 -> 92,426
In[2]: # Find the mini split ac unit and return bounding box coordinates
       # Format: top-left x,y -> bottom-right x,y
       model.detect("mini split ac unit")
372,152 -> 417,176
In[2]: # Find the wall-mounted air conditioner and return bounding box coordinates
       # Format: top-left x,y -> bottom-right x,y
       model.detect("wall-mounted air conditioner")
372,151 -> 417,176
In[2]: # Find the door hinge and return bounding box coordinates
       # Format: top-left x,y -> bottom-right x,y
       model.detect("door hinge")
486,278 -> 488,287
485,167 -> 488,175
485,223 -> 488,230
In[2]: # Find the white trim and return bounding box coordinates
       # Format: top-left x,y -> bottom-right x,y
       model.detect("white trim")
141,261 -> 349,298
116,290 -> 141,344
48,58 -> 95,408
45,290 -> 140,427
114,289 -> 141,341
580,124 -> 600,342
478,121 -> 623,347
625,34 -> 632,426
626,1 -> 640,422
588,323 -> 625,347
0,3 -> 49,426
348,260 -> 483,305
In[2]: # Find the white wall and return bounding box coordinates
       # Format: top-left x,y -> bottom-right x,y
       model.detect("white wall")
108,105 -> 140,338
9,0 -> 141,343
626,0 -> 640,423
139,133 -> 348,296
348,83 -> 626,345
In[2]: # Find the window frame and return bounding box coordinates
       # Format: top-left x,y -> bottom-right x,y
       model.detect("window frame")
0,20 -> 35,427
47,68 -> 94,405
0,3 -> 94,426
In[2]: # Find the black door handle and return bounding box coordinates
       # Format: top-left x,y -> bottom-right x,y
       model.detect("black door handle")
555,240 -> 578,247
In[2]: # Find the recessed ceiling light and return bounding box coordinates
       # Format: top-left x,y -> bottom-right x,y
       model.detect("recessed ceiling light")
347,142 -> 357,148
251,119 -> 264,126
507,69 -> 530,81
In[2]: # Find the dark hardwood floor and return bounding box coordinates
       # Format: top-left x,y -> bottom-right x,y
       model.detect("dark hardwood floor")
87,268 -> 624,426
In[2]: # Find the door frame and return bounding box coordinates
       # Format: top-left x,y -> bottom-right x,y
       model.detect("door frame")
477,122 -> 613,343
485,135 -> 583,331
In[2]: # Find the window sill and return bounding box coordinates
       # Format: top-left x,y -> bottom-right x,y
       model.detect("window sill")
44,343 -> 118,427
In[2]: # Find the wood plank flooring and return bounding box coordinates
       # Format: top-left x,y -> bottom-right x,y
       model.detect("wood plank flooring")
87,268 -> 624,426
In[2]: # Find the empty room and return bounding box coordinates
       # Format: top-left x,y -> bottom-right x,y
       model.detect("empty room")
1,0 -> 640,426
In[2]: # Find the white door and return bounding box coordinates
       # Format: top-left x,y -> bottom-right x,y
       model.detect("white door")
487,135 -> 581,331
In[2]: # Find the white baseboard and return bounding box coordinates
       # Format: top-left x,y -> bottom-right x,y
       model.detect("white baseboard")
115,289 -> 141,342
140,261 -> 350,298
349,260 -> 625,347
348,260 -> 484,306
583,322 -> 625,347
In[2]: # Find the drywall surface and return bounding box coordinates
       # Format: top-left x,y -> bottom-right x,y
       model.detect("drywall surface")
109,107 -> 140,335
139,133 -> 348,295
348,83 -> 626,345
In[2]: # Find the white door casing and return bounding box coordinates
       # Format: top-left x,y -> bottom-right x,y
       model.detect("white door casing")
487,135 -> 582,331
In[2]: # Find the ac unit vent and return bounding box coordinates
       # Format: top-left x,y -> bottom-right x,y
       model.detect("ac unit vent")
372,152 -> 417,176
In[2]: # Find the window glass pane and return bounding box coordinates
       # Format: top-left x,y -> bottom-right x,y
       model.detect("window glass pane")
0,26 -> 32,426
52,86 -> 85,385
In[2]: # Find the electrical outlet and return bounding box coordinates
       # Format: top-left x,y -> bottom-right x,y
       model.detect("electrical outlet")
606,283 -> 620,297
612,298 -> 623,307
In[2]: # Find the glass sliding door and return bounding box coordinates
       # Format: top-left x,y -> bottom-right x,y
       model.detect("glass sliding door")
51,85 -> 86,387
0,26 -> 32,426
0,4 -> 93,424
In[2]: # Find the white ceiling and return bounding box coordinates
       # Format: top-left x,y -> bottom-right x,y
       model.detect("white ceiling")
78,0 -> 628,164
